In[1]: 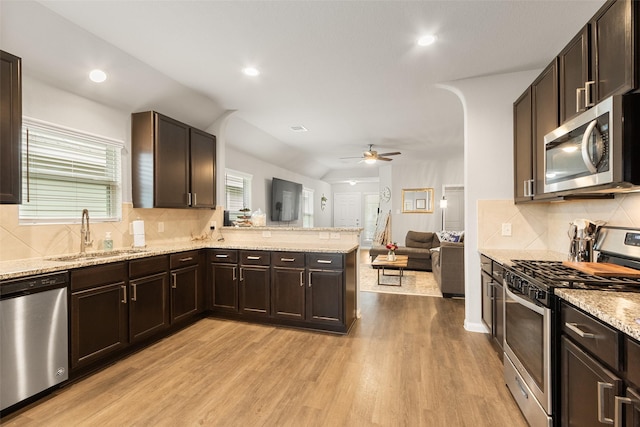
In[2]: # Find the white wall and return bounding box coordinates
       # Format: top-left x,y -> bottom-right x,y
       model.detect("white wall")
443,69 -> 542,332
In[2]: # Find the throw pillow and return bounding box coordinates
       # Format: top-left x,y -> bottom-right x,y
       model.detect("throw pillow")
436,230 -> 464,243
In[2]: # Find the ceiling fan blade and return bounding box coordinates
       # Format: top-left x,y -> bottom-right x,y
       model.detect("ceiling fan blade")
340,156 -> 365,160
378,156 -> 393,161
377,151 -> 401,157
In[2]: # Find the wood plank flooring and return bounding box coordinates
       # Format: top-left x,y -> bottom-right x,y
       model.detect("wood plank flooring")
1,293 -> 526,426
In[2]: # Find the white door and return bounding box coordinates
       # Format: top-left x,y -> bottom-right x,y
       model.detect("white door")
334,193 -> 361,228
444,186 -> 464,231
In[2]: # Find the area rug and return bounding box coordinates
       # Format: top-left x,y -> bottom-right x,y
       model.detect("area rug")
359,263 -> 442,297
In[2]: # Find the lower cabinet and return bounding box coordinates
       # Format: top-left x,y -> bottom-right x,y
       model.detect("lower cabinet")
170,251 -> 201,323
128,255 -> 170,343
272,264 -> 305,320
210,249 -> 239,312
239,250 -> 270,316
70,263 -> 128,370
480,255 -> 504,354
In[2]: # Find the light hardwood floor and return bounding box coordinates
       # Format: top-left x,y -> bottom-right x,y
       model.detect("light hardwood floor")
2,291 -> 526,427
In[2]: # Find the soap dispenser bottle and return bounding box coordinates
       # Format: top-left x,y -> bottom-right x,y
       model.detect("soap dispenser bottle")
104,231 -> 113,251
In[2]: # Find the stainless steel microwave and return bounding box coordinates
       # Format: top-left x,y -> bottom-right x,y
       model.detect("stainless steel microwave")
543,94 -> 640,194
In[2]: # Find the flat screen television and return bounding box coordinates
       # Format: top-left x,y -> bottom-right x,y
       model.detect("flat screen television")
271,177 -> 302,222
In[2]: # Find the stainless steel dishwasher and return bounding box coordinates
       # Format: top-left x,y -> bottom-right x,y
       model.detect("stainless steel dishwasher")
1,271 -> 69,412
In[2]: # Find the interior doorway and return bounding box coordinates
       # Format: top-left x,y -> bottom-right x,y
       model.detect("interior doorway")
443,185 -> 464,231
361,192 -> 379,247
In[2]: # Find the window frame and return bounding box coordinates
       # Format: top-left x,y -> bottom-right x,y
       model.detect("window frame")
224,168 -> 253,221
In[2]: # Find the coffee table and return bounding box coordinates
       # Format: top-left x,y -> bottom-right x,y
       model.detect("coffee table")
371,254 -> 409,286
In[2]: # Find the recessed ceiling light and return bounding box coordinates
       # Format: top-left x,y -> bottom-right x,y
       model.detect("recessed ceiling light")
242,67 -> 260,77
290,125 -> 308,132
417,34 -> 438,46
89,69 -> 107,83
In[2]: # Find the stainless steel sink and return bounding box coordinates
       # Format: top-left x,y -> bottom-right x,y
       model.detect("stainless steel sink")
49,249 -> 147,262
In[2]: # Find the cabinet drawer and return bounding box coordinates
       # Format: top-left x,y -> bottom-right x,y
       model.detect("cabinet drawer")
480,255 -> 492,275
492,262 -> 504,283
210,249 -> 238,264
272,252 -> 305,268
307,253 -> 343,269
170,251 -> 200,269
240,250 -> 269,266
627,337 -> 640,388
71,262 -> 127,291
129,255 -> 169,278
561,302 -> 620,370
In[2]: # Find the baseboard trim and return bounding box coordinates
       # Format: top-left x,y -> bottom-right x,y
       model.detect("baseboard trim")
464,319 -> 489,333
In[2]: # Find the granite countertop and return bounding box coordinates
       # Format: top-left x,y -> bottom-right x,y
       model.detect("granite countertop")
0,241 -> 359,281
555,289 -> 640,341
480,248 -> 567,266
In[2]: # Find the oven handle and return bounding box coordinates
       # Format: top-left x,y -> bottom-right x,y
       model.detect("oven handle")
505,287 -> 545,315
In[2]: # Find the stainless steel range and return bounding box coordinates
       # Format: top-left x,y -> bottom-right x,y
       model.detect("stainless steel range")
502,226 -> 640,427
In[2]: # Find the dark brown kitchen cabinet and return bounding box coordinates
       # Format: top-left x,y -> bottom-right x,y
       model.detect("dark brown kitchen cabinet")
307,269 -> 343,325
591,0 -> 637,103
239,250 -> 270,316
170,251 -> 201,323
131,111 -> 216,209
532,60 -> 559,201
0,50 -> 22,204
128,255 -> 170,343
272,252 -> 306,321
210,249 -> 239,313
70,263 -> 128,371
480,255 -> 504,355
559,25 -> 591,123
513,88 -> 533,202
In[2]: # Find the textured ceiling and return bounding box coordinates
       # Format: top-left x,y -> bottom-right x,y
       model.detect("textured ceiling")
1,0 -> 606,180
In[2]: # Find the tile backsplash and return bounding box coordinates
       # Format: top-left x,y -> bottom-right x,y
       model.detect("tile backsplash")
0,203 -> 222,261
478,192 -> 640,254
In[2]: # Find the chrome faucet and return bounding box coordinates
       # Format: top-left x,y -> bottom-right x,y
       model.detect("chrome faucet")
80,209 -> 93,253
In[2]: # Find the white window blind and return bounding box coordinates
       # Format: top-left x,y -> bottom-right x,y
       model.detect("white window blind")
20,117 -> 123,223
225,169 -> 252,220
302,188 -> 314,228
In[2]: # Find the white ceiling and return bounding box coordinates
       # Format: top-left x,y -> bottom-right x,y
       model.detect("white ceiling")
1,0 -> 605,180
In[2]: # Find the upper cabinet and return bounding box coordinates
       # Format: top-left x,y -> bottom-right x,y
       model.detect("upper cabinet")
559,26 -> 591,123
0,50 -> 22,204
513,88 -> 533,203
131,111 -> 216,209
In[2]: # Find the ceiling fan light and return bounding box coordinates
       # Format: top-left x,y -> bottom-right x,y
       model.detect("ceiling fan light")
365,158 -> 377,165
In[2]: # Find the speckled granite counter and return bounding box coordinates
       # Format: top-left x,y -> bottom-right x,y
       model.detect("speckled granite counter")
480,249 -> 567,266
0,241 -> 359,281
555,289 -> 640,341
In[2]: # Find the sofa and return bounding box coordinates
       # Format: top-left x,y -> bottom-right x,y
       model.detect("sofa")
369,230 -> 465,297
369,230 -> 440,271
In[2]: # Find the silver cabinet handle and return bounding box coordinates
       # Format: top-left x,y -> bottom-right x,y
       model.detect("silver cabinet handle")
233,266 -> 237,281
171,273 -> 177,289
309,272 -> 312,287
192,193 -> 197,207
585,80 -> 595,108
180,257 -> 193,262
121,285 -> 127,303
131,283 -> 137,301
523,180 -> 528,197
565,322 -> 595,338
598,381 -> 614,425
299,271 -> 304,287
216,254 -> 228,258
486,281 -> 494,298
281,258 -> 296,262
576,87 -> 586,113
239,267 -> 244,282
247,256 -> 261,260
187,192 -> 192,206
317,259 -> 332,264
615,396 -> 632,427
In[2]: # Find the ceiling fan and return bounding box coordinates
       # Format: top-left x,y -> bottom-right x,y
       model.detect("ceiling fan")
341,144 -> 401,164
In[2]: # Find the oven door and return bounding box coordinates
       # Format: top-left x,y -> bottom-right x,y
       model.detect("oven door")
504,286 -> 552,414
544,96 -> 612,193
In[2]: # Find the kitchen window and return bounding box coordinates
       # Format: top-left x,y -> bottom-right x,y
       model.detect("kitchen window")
302,188 -> 314,227
225,169 -> 252,221
19,118 -> 123,224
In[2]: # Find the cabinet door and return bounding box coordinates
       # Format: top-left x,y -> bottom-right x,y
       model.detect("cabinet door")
189,128 -> 216,208
561,336 -> 623,427
624,387 -> 640,427
71,282 -> 128,370
559,25 -> 591,123
240,266 -> 270,316
481,272 -> 493,333
513,88 -> 533,203
170,265 -> 199,322
592,0 -> 635,102
0,50 -> 22,204
307,269 -> 343,325
272,267 -> 305,320
129,272 -> 169,343
493,282 -> 504,351
211,263 -> 238,313
155,113 -> 190,208
532,60 -> 558,200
